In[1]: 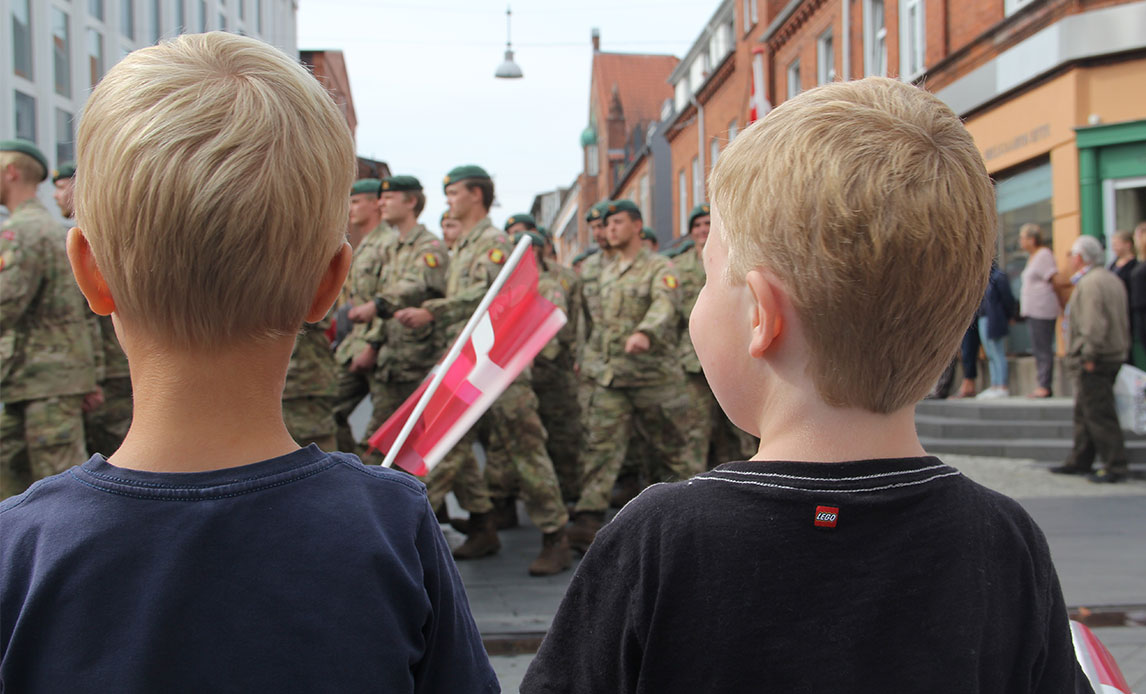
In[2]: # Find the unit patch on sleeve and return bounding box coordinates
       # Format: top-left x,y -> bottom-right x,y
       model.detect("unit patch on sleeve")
488,248 -> 506,265
424,253 -> 439,268
663,274 -> 679,289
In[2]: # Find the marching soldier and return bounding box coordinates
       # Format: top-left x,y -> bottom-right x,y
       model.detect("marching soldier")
332,178 -> 393,452
569,199 -> 699,551
394,165 -> 570,576
346,176 -> 447,462
0,140 -> 97,498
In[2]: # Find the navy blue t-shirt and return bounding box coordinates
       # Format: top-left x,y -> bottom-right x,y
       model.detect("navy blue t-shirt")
0,445 -> 498,693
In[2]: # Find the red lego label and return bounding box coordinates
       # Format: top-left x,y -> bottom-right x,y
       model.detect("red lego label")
814,506 -> 839,528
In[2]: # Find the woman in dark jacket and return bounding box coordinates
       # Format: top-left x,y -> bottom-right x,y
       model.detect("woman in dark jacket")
976,263 -> 1017,399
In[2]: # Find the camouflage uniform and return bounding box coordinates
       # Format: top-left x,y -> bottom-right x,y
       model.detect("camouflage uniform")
83,314 -> 133,457
1,199 -> 96,498
576,248 -> 700,515
423,218 -> 567,533
359,224 -> 447,464
332,221 -> 395,451
283,314 -> 338,451
674,246 -> 757,467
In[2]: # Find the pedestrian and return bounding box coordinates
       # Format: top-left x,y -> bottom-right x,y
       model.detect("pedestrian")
1050,235 -> 1131,484
1109,229 -> 1137,362
283,312 -> 339,451
0,33 -> 494,692
1018,223 -> 1064,397
396,165 -> 571,576
975,262 -> 1017,399
1129,222 -> 1146,367
522,76 -> 1087,694
0,140 -> 98,499
567,199 -> 699,552
346,176 -> 447,464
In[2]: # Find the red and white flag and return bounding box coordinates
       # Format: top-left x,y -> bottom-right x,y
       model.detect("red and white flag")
750,45 -> 771,123
367,247 -> 566,476
1071,620 -> 1134,693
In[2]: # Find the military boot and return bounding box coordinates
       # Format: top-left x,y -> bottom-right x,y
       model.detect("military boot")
528,528 -> 572,576
451,512 -> 501,560
491,496 -> 519,530
566,511 -> 604,553
609,474 -> 642,508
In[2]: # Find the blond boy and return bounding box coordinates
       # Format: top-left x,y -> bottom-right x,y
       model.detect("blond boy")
0,34 -> 494,693
523,78 -> 1087,693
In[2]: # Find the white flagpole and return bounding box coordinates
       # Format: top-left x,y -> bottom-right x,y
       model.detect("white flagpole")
381,235 -> 534,468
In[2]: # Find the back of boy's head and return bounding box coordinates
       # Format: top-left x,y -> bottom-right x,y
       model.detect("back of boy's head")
75,32 -> 355,349
710,77 -> 995,414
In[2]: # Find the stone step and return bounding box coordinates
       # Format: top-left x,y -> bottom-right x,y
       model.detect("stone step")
914,414 -> 1146,442
920,436 -> 1146,464
916,397 -> 1075,422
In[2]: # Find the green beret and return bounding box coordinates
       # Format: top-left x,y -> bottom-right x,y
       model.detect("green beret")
380,175 -> 422,193
514,230 -> 546,248
442,164 -> 491,191
639,227 -> 656,242
603,198 -> 640,221
351,178 -> 382,196
688,203 -> 711,230
571,247 -> 601,265
504,212 -> 537,231
585,200 -> 611,222
52,161 -> 77,183
0,139 -> 49,182
663,237 -> 695,258
537,226 -> 551,240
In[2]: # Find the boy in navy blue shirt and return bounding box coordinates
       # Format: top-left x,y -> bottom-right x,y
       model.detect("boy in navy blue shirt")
0,32 -> 497,693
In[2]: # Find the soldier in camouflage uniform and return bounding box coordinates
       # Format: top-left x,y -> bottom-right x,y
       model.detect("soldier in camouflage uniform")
332,178 -> 393,452
0,140 -> 97,499
673,204 -> 757,468
394,165 -> 570,576
345,176 -> 447,464
283,314 -> 338,450
441,210 -> 463,251
569,199 -> 700,551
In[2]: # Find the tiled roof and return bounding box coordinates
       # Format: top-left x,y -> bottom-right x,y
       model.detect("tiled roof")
591,52 -> 679,125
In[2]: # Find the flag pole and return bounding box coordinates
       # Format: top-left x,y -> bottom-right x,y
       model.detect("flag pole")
380,235 -> 534,468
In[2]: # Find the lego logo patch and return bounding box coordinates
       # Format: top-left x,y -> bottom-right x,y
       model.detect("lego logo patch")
814,506 -> 839,528
488,248 -> 506,264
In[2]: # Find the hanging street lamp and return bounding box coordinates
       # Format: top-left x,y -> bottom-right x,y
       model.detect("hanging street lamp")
495,6 -> 523,79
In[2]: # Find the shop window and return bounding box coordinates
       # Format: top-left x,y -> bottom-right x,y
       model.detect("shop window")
996,159 -> 1053,353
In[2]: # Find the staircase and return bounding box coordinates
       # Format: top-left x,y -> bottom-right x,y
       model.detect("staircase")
916,397 -> 1146,467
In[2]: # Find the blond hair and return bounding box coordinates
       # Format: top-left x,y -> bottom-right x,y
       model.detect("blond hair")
75,32 -> 355,348
710,77 -> 996,414
0,151 -> 45,184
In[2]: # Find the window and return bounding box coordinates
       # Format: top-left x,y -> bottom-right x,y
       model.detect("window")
728,119 -> 739,142
674,79 -> 689,113
12,0 -> 33,79
14,91 -> 37,143
586,144 -> 599,177
689,53 -> 708,94
742,0 -> 758,32
257,0 -> 263,33
678,170 -> 688,237
175,0 -> 185,33
56,109 -> 75,164
150,0 -> 162,43
88,28 -> 104,86
198,1 -> 207,32
691,156 -> 702,208
239,0 -> 246,20
710,137 -> 720,170
52,9 -> 71,97
639,174 -> 651,226
863,0 -> 887,77
1004,0 -> 1036,16
122,0 -> 135,39
709,21 -> 732,66
817,29 -> 835,84
90,0 -> 104,20
787,59 -> 801,99
899,0 -> 925,78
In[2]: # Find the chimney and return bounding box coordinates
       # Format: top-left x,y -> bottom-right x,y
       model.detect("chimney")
591,27 -> 600,52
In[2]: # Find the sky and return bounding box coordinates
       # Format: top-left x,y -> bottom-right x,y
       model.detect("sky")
296,0 -> 720,234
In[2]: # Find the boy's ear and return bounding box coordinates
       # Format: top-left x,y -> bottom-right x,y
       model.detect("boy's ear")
305,241 -> 353,323
66,227 -> 116,316
745,269 -> 784,359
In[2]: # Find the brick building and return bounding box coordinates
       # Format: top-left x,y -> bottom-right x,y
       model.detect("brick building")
299,49 -> 389,180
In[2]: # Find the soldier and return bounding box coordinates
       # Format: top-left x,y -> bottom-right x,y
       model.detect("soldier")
441,211 -> 463,251
505,218 -> 583,506
673,203 -> 758,468
332,178 -> 393,452
0,140 -> 97,499
639,227 -> 658,252
283,313 -> 338,451
569,199 -> 700,551
394,165 -> 571,576
51,161 -> 133,457
346,176 -> 447,463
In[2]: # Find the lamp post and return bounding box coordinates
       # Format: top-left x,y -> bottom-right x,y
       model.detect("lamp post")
495,6 -> 523,79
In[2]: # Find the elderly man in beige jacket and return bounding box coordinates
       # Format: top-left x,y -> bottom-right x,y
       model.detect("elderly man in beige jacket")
1051,235 -> 1131,483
